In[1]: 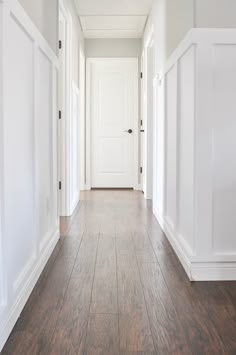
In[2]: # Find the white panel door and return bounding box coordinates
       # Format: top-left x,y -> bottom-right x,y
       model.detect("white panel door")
90,59 -> 138,188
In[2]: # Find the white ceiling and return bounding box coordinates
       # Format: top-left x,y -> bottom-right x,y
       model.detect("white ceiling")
74,0 -> 153,39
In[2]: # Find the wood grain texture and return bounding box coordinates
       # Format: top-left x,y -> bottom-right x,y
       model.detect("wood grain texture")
90,236 -> 118,314
85,314 -> 119,355
2,191 -> 236,355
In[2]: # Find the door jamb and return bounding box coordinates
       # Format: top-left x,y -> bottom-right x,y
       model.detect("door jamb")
79,49 -> 86,190
142,26 -> 154,199
58,0 -> 72,216
85,57 -> 139,190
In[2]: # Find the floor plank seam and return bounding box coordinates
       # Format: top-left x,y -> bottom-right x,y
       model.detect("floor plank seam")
145,225 -> 226,354
130,227 -> 159,355
83,224 -> 102,351
46,230 -> 86,352
115,222 -> 121,355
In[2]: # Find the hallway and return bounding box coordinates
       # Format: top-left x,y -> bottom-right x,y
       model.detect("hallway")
2,191 -> 236,354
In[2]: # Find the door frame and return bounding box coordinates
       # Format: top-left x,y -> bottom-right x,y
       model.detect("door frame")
142,26 -> 154,199
58,0 -> 72,216
79,48 -> 86,190
85,57 -> 139,190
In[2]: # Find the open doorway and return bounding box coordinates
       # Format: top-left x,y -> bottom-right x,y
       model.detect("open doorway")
79,49 -> 86,191
141,28 -> 154,200
58,4 -> 68,216
58,2 -> 80,217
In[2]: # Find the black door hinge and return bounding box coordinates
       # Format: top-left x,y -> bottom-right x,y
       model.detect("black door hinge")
59,110 -> 62,119
141,119 -> 143,126
59,40 -> 62,49
140,167 -> 143,174
140,72 -> 143,79
59,181 -> 62,190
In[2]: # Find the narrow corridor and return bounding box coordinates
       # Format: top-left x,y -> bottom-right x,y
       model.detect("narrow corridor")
2,191 -> 236,354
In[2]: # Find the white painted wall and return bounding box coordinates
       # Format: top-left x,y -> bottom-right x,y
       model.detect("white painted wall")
18,0 -> 85,88
0,0 -> 59,350
18,0 -> 58,53
143,0 -> 166,73
165,0 -> 194,57
195,0 -> 236,28
62,0 -> 84,87
153,29 -> 236,281
85,39 -> 142,57
145,0 -> 236,281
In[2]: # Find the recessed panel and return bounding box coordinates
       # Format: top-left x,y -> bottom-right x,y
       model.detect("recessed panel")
99,138 -> 125,174
100,72 -> 125,126
165,65 -> 177,228
4,14 -> 35,284
80,16 -> 147,38
36,48 -> 53,250
75,0 -> 153,16
178,46 -> 195,251
0,0 -> 4,309
212,44 -> 236,253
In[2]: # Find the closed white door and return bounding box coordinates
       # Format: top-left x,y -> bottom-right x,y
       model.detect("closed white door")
89,59 -> 138,188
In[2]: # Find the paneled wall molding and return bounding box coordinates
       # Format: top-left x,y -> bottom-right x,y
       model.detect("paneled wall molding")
0,0 -> 59,350
153,28 -> 236,281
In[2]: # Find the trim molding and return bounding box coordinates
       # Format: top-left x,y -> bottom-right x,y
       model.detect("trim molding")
153,28 -> 236,282
0,228 -> 59,350
0,0 -> 60,350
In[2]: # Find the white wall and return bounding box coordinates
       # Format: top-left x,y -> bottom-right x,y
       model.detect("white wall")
145,0 -> 236,281
165,0 -> 194,57
195,0 -> 236,28
143,0 -> 166,74
61,0 -> 84,87
18,0 -> 58,53
0,0 -> 59,350
18,0 -> 85,88
85,39 -> 142,58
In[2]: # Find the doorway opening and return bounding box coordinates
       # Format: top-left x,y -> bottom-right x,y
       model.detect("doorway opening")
142,28 -> 154,200
58,1 -> 80,217
85,58 -> 139,190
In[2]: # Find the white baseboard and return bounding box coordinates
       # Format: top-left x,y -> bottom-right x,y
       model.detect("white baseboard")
153,207 -> 236,281
153,208 -> 192,280
0,228 -> 60,351
191,263 -> 236,281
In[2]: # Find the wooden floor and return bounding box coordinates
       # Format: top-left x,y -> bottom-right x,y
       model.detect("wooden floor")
2,190 -> 236,355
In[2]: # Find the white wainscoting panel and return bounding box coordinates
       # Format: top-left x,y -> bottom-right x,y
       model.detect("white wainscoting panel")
36,47 -> 54,253
177,45 -> 195,253
4,9 -> 35,291
165,65 -> 177,230
0,0 -> 59,350
212,44 -> 236,254
0,0 -> 5,314
153,28 -> 236,281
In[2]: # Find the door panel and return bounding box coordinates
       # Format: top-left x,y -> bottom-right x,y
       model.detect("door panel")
90,59 -> 138,188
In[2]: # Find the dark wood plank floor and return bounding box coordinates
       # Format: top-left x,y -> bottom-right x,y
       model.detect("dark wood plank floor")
2,190 -> 236,355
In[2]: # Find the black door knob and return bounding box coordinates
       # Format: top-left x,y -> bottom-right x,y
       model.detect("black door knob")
124,129 -> 133,134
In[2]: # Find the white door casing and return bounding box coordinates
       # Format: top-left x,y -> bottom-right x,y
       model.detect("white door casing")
86,58 -> 139,189
142,27 -> 154,199
58,1 -> 79,217
79,49 -> 86,190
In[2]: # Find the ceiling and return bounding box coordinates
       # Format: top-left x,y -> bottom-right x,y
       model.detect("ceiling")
74,0 -> 153,39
